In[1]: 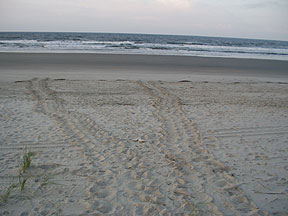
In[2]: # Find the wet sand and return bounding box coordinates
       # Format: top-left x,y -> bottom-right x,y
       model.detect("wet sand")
1,52 -> 288,82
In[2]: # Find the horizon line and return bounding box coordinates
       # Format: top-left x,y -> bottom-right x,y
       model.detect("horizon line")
0,30 -> 287,42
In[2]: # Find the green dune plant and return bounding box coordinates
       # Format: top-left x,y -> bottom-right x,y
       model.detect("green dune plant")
41,175 -> 50,187
20,150 -> 33,173
0,149 -> 33,204
0,183 -> 17,204
18,174 -> 29,191
17,149 -> 33,191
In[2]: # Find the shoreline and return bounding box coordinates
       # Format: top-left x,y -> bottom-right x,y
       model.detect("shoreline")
1,52 -> 288,82
1,50 -> 287,61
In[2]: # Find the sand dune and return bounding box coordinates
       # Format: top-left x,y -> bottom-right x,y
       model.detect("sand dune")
1,78 -> 287,215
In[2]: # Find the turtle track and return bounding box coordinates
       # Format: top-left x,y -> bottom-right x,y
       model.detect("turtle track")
26,78 -> 213,215
138,81 -> 267,216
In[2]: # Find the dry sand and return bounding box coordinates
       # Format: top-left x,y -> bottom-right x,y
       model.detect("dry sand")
0,53 -> 288,215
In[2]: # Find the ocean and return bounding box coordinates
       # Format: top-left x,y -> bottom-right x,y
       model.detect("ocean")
0,32 -> 288,60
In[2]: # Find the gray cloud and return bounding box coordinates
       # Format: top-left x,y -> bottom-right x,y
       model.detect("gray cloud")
0,0 -> 287,40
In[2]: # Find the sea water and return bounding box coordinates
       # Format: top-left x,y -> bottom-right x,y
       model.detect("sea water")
0,32 -> 287,60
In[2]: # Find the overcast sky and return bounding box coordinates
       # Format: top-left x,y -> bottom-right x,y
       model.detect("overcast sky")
0,0 -> 287,40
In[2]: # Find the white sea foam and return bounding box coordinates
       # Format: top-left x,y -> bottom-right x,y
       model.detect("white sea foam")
0,32 -> 287,60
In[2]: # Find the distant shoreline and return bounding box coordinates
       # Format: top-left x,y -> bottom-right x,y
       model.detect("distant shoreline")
0,52 -> 288,82
1,32 -> 287,61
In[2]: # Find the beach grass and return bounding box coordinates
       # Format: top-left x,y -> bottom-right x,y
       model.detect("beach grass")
20,149 -> 33,173
0,149 -> 33,204
18,149 -> 33,191
0,183 -> 17,204
18,174 -> 29,191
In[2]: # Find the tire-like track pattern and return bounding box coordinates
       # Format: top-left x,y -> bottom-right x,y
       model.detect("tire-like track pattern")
27,78 -> 219,215
137,81 -> 268,216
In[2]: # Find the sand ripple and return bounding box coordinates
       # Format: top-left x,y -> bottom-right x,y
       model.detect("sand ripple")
1,78 -> 286,215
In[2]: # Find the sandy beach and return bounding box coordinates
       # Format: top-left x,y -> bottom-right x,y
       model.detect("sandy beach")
0,53 -> 288,215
